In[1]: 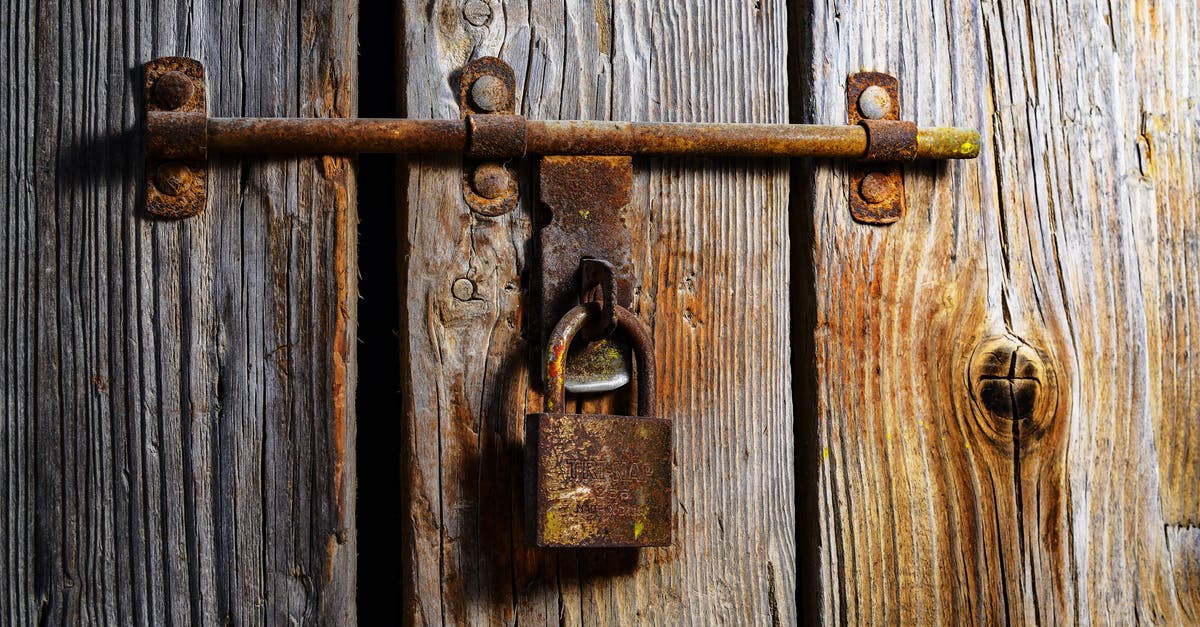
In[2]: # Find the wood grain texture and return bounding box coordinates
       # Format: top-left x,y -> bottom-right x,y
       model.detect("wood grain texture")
400,0 -> 795,623
0,1 -> 357,623
797,0 -> 1200,623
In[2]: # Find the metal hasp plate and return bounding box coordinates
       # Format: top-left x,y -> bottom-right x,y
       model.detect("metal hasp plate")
144,57 -> 208,218
847,72 -> 910,225
538,156 -> 636,393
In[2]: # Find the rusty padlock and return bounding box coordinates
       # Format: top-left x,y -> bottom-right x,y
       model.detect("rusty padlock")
525,303 -> 672,548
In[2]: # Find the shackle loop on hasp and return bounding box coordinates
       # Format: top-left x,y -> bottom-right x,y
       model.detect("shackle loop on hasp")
544,303 -> 655,417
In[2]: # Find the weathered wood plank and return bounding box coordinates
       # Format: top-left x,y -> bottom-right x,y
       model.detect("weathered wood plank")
799,0 -> 1199,622
0,1 -> 357,623
400,0 -> 796,623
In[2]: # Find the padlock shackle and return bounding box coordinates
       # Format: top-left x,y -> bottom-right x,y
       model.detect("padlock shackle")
545,303 -> 655,417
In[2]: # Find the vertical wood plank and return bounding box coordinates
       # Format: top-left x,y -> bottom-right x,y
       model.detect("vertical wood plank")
400,0 -> 796,623
798,0 -> 1199,622
0,1 -> 357,623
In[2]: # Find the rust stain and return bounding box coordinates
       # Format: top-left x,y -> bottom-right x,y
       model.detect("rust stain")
327,146 -> 352,556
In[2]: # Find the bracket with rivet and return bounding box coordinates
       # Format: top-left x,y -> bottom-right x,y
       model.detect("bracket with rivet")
144,57 -> 207,218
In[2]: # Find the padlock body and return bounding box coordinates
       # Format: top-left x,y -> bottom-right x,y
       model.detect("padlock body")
525,412 -> 672,547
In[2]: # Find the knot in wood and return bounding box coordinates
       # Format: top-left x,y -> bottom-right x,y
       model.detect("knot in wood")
970,336 -> 1045,420
462,0 -> 492,27
966,335 -> 1059,449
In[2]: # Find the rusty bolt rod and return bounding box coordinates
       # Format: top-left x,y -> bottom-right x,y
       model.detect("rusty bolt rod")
194,116 -> 980,160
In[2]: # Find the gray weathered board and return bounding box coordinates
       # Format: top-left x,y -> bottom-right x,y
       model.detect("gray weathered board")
0,1 -> 357,623
400,0 -> 796,623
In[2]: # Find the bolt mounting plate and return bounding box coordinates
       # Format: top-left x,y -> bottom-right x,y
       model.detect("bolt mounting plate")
847,72 -> 905,224
144,57 -> 208,218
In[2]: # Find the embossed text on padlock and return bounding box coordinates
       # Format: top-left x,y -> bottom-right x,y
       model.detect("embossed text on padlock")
524,303 -> 672,548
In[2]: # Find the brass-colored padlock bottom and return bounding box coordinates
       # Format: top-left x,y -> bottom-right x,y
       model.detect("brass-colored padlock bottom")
525,413 -> 672,548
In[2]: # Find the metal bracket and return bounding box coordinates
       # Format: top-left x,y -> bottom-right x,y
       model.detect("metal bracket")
846,72 -> 910,225
144,57 -> 208,218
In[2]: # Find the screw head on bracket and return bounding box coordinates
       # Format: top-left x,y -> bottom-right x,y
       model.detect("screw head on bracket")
471,162 -> 513,199
153,71 -> 195,110
154,161 -> 193,196
462,0 -> 492,26
859,172 -> 897,204
470,75 -> 509,112
858,85 -> 892,120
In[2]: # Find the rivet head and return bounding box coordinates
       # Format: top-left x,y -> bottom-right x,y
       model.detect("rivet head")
451,277 -> 476,301
858,85 -> 892,120
470,75 -> 508,112
153,71 -> 194,110
154,161 -> 192,196
463,0 -> 492,26
859,172 -> 897,204
471,162 -> 513,199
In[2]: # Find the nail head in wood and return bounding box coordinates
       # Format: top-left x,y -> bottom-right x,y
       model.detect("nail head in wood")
153,161 -> 193,196
470,162 -> 513,199
859,172 -> 897,204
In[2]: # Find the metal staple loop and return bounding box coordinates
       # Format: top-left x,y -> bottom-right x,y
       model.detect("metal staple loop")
859,119 -> 918,162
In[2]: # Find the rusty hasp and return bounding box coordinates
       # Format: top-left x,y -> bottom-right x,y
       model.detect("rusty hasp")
525,303 -> 671,548
140,56 -> 980,219
539,156 -> 635,394
579,258 -> 617,339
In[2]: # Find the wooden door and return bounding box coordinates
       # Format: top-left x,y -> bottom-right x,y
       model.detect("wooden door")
5,0 -> 1198,624
0,1 -> 357,623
